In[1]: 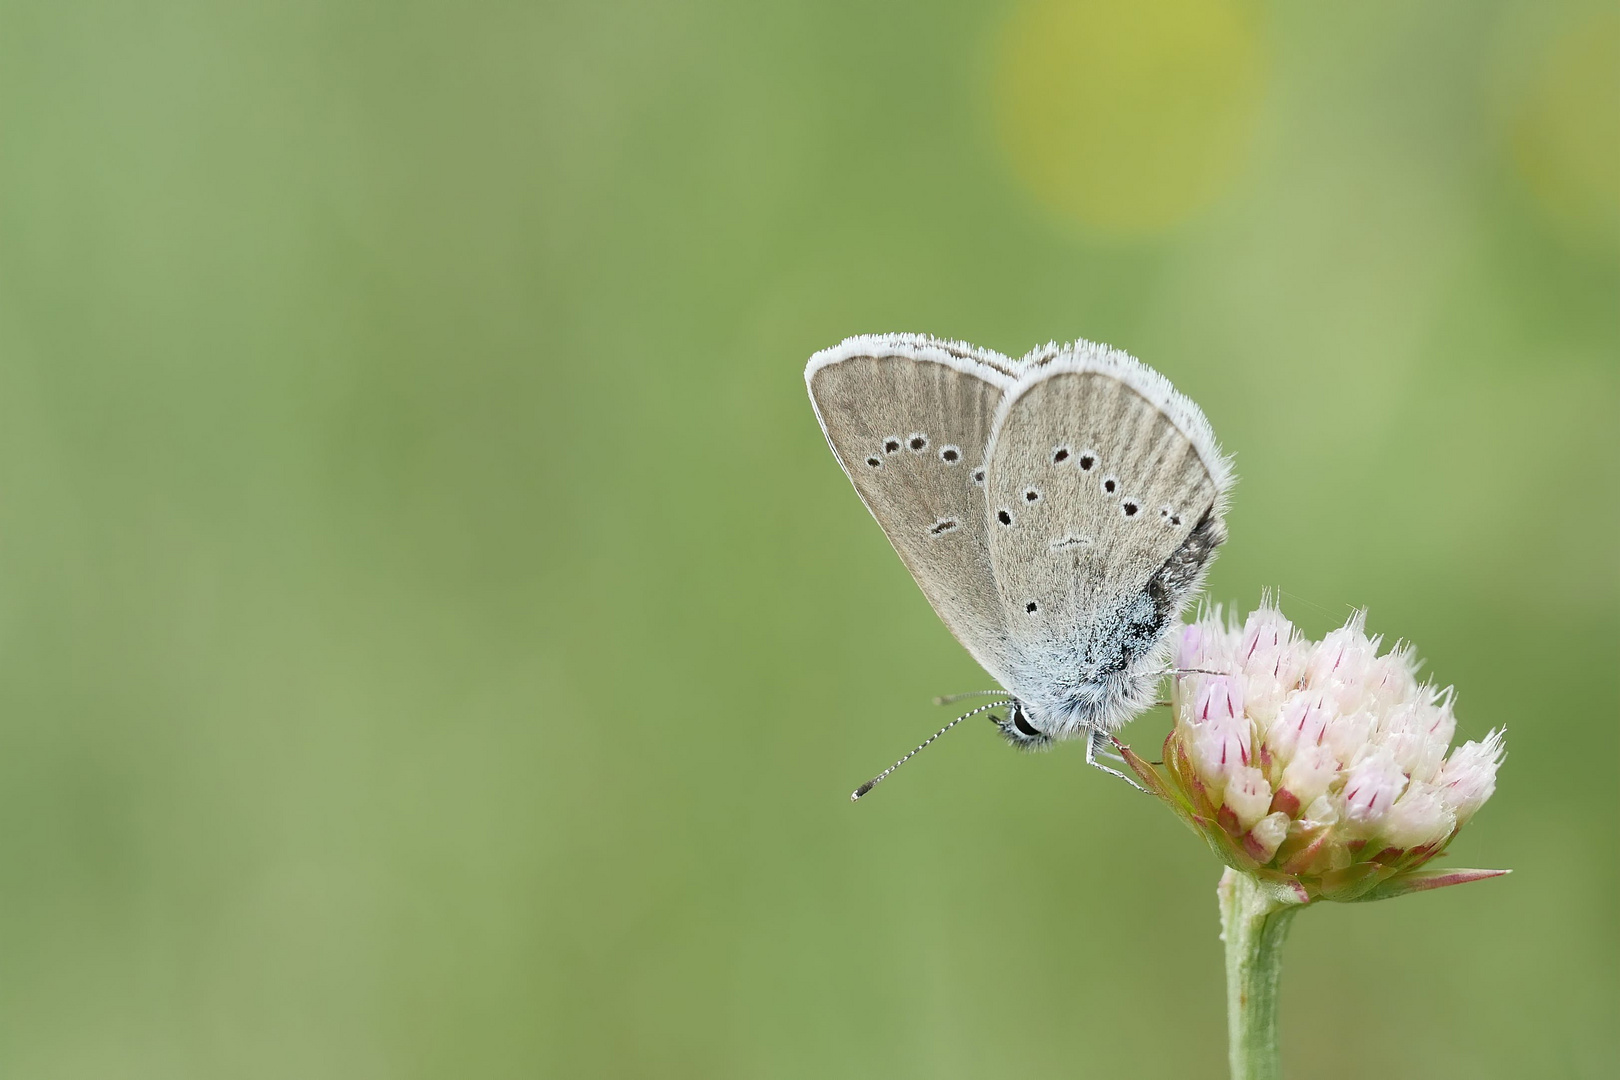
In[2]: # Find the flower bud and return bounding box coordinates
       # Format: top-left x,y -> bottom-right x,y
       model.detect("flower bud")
1238,605 -> 1290,666
1277,742 -> 1338,809
1305,617 -> 1378,702
1177,619 -> 1231,674
1438,728 -> 1506,825
1192,674 -> 1246,725
1379,783 -> 1456,852
1247,811 -> 1291,863
1363,645 -> 1419,713
1342,748 -> 1408,831
1189,713 -> 1252,790
1237,606 -> 1309,724
1379,695 -> 1454,784
1322,710 -> 1374,766
1223,766 -> 1273,832
1264,689 -> 1331,767
1299,795 -> 1339,829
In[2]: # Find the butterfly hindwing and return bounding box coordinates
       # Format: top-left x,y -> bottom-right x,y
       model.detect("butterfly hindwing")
806,335 -> 1017,682
982,348 -> 1231,713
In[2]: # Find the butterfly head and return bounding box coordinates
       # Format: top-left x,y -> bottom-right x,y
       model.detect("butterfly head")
992,700 -> 1054,750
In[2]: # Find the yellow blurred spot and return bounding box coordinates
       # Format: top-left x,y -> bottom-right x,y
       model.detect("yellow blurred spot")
991,0 -> 1264,235
1507,13 -> 1620,247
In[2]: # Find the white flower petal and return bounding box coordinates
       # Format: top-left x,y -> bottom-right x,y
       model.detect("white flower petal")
1438,728 -> 1506,824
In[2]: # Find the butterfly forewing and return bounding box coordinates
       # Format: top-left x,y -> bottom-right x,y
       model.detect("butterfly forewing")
806,337 -> 1016,681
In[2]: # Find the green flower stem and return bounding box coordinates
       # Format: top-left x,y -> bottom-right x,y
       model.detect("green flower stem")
1218,868 -> 1303,1080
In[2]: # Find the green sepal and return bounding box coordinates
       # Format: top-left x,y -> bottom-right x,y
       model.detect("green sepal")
1244,869 -> 1312,907
1315,861 -> 1396,902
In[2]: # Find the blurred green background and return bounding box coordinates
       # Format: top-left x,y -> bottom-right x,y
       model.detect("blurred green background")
2,1 -> 1615,1077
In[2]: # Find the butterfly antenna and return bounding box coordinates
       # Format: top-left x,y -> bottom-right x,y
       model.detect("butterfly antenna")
850,700 -> 1011,802
932,689 -> 1007,705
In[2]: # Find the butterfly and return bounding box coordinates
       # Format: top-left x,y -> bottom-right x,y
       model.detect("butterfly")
805,334 -> 1233,799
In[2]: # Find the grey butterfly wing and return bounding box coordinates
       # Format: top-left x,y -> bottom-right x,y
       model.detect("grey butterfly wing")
983,346 -> 1233,701
806,335 -> 1018,682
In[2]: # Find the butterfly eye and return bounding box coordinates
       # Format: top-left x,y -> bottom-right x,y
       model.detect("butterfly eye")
996,509 -> 1013,526
1012,709 -> 1040,739
865,456 -> 881,468
1102,476 -> 1117,494
1078,452 -> 1096,471
883,437 -> 901,454
908,433 -> 928,452
939,445 -> 961,464
1121,500 -> 1139,517
1025,600 -> 1038,613
1023,488 -> 1041,503
1052,447 -> 1070,464
972,469 -> 986,485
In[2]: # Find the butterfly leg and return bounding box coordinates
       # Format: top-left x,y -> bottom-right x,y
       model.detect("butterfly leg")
1086,729 -> 1147,792
1088,728 -> 1128,765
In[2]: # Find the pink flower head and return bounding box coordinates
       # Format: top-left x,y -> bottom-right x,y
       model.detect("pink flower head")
1120,602 -> 1508,904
